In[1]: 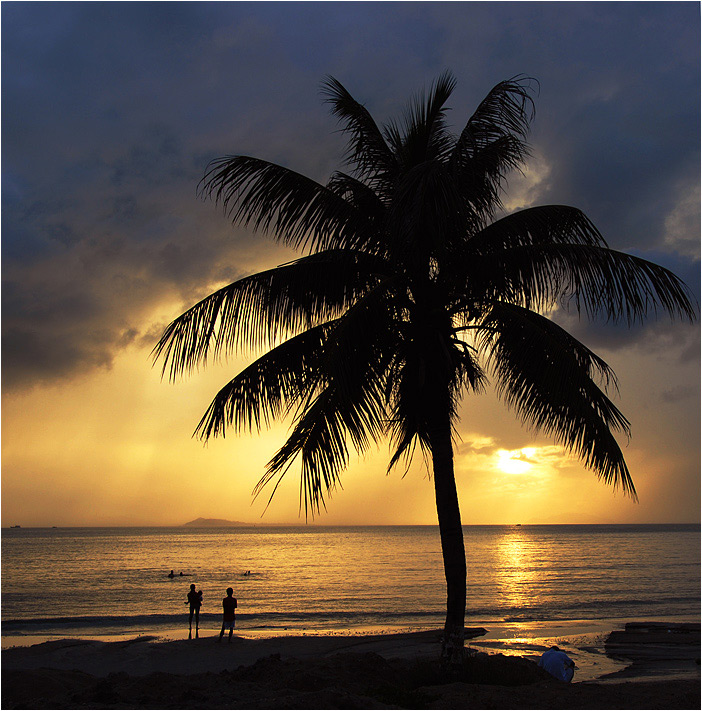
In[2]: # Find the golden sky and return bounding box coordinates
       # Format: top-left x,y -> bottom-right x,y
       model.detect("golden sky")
3,3 -> 700,526
3,264 -> 698,526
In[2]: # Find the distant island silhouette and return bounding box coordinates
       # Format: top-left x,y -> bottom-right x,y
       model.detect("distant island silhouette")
182,517 -> 294,528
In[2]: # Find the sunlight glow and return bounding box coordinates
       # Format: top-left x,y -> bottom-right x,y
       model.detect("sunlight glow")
496,449 -> 534,475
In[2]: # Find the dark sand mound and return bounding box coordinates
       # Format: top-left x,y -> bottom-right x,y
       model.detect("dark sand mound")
602,621 -> 701,680
3,649 -> 699,709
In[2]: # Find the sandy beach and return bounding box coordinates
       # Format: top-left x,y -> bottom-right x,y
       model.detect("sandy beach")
2,624 -> 699,709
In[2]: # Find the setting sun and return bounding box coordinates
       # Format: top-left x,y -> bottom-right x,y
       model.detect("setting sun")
496,449 -> 535,475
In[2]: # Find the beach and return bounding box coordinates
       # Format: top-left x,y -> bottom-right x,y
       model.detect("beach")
3,526 -> 699,707
2,624 -> 699,709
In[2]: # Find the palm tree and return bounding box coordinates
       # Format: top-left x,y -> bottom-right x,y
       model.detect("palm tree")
154,73 -> 695,664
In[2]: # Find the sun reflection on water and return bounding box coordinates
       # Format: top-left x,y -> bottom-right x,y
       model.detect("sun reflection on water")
493,528 -> 542,618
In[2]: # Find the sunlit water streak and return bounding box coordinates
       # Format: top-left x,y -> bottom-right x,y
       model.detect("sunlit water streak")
2,524 -> 699,641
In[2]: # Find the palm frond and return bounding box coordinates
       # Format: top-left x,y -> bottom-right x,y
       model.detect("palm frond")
199,155 -> 374,253
321,76 -> 397,185
153,250 -> 388,380
451,205 -> 697,322
453,135 -> 532,223
387,159 -> 467,260
386,347 -> 432,472
478,302 -> 636,498
195,323 -> 333,440
254,283 -> 400,516
386,327 -> 485,473
383,69 -> 457,167
449,76 -> 536,220
454,205 -> 605,310
554,247 -> 698,324
259,386 -> 349,517
326,171 -> 387,234
468,205 -> 605,253
452,75 -> 537,160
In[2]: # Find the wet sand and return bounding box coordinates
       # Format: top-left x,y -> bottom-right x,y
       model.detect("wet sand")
2,625 -> 699,709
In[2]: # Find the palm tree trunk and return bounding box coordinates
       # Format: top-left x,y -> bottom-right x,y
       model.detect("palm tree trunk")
428,409 -> 466,667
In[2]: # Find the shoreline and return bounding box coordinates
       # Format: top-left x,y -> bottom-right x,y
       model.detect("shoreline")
3,613 -> 692,644
3,615 -> 696,679
2,623 -> 699,709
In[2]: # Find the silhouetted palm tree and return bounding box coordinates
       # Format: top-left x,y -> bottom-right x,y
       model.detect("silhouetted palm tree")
154,73 -> 695,663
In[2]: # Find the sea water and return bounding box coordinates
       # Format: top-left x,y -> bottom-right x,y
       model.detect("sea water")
2,524 -> 699,642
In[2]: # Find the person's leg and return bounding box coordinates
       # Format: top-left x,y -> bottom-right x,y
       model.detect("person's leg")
189,609 -> 194,638
195,608 -> 199,637
218,620 -> 225,641
228,621 -> 234,642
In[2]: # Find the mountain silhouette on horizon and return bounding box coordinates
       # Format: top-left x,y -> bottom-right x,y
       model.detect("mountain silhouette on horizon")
182,517 -> 293,527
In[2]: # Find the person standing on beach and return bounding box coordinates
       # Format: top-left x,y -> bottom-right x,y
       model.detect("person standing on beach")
538,646 -> 576,682
218,587 -> 237,643
185,583 -> 202,638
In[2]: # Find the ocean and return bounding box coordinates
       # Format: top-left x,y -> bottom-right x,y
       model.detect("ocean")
2,524 -> 699,643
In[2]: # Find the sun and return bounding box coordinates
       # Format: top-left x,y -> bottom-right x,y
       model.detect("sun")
496,448 -> 535,475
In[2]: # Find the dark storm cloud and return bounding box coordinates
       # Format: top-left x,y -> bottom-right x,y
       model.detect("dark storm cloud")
549,249 -> 700,356
430,3 -> 700,253
2,2 -> 699,391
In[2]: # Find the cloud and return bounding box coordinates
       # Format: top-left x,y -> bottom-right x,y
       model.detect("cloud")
455,434 -> 497,455
2,2 -> 699,395
434,3 -> 701,261
502,151 -> 552,213
664,181 -> 701,258
661,385 -> 697,405
551,303 -> 699,359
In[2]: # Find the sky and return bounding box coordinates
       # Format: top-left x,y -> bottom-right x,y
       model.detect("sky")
2,1 -> 700,527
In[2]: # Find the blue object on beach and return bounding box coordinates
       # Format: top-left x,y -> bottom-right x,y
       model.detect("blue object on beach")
539,647 -> 575,682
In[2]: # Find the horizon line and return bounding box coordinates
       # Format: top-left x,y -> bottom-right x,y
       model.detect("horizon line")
3,522 -> 700,529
